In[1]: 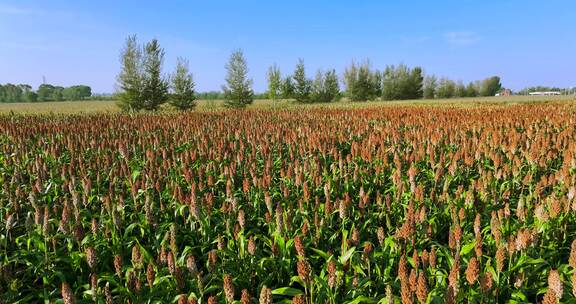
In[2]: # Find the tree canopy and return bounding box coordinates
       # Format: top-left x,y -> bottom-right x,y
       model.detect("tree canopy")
169,57 -> 196,111
222,49 -> 254,108
0,83 -> 91,103
117,36 -> 170,111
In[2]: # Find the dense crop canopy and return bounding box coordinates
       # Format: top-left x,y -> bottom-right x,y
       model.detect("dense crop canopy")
1,104 -> 576,303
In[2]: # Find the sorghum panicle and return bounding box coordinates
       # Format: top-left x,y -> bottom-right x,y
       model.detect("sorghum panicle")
223,274 -> 235,303
240,289 -> 251,304
61,282 -> 75,304
259,285 -> 272,304
548,269 -> 563,299
465,257 -> 479,285
416,272 -> 428,303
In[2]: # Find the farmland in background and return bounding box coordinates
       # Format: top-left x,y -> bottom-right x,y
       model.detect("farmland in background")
0,95 -> 574,114
1,102 -> 576,303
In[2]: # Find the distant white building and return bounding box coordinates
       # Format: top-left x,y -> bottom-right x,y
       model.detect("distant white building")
529,91 -> 561,96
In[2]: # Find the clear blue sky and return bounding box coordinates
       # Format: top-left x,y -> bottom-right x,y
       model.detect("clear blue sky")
0,0 -> 574,93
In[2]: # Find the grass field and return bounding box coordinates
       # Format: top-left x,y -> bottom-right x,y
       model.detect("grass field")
0,95 -> 574,114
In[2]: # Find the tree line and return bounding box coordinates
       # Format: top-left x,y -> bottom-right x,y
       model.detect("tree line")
272,60 -> 502,102
423,76 -> 502,99
0,83 -> 92,103
116,36 -> 507,111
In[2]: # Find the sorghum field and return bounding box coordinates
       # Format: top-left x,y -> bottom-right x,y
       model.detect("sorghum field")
1,103 -> 576,304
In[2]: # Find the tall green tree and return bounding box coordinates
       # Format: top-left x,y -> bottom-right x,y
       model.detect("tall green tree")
466,82 -> 478,97
372,70 -> 383,98
267,64 -> 282,102
436,78 -> 456,98
382,65 -> 405,100
37,84 -> 56,101
293,59 -> 312,103
117,36 -> 169,111
53,86 -> 64,101
0,84 -> 23,102
324,69 -> 340,102
22,85 -> 37,102
311,70 -> 325,102
455,81 -> 467,98
345,60 -> 378,101
343,61 -> 358,100
382,64 -> 423,100
62,85 -> 92,101
407,67 -> 424,99
116,35 -> 144,111
382,65 -> 398,100
62,87 -> 77,100
311,69 -> 340,103
222,49 -> 253,108
423,75 -> 437,99
23,91 -> 37,102
170,57 -> 196,111
280,76 -> 295,100
76,85 -> 92,100
395,65 -> 411,99
480,76 -> 502,96
356,63 -> 375,101
141,39 -> 169,111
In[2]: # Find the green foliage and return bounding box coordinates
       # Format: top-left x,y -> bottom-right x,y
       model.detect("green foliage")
22,91 -> 38,102
323,69 -> 341,102
381,64 -> 423,101
0,84 -> 24,102
267,64 -> 282,102
87,93 -> 115,101
140,39 -> 169,111
0,83 -> 90,103
344,61 -> 380,102
38,84 -> 54,101
196,91 -> 224,100
116,36 -> 169,111
37,84 -> 64,102
311,69 -> 340,103
466,82 -> 479,97
454,81 -> 467,98
407,67 -> 424,99
423,77 -> 481,99
480,76 -> 503,96
383,71 -> 504,101
436,77 -> 456,98
292,59 -> 312,103
222,49 -> 254,108
62,85 -> 92,101
423,75 -> 437,99
116,35 -> 144,111
280,76 -> 295,100
170,57 -> 196,111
